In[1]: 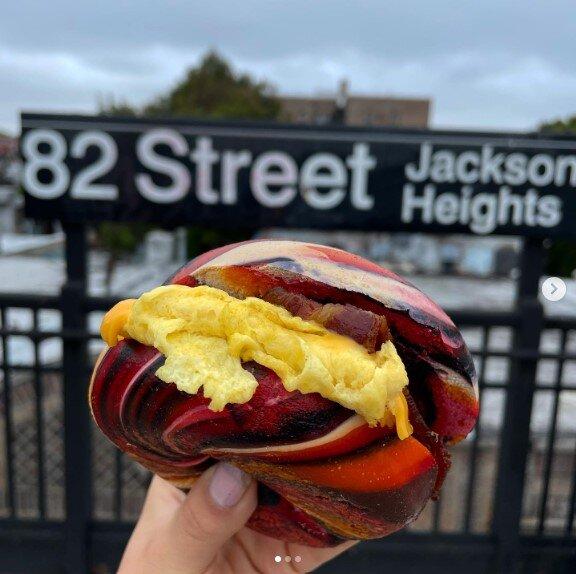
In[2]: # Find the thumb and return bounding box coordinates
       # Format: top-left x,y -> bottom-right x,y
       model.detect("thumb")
165,462 -> 257,573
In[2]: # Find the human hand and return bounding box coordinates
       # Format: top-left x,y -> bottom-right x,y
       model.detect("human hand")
118,463 -> 356,574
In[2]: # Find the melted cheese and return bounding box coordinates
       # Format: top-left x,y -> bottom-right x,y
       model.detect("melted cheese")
100,284 -> 413,438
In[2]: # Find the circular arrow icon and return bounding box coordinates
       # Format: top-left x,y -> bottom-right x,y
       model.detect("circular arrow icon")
542,277 -> 567,302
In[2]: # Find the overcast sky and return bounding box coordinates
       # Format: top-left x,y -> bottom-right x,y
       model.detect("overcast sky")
2,1 -> 576,135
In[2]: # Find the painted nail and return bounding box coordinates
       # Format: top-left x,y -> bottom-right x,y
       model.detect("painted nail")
208,462 -> 251,508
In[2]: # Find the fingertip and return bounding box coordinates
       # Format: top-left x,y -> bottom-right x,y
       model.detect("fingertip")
159,463 -> 256,571
207,462 -> 254,510
174,462 -> 256,541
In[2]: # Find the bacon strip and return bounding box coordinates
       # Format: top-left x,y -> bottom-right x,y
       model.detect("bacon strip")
259,286 -> 452,495
263,287 -> 390,352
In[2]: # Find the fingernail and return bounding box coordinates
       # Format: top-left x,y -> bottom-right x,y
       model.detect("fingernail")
208,463 -> 251,508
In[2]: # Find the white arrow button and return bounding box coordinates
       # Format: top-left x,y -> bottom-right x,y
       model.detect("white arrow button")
542,277 -> 567,302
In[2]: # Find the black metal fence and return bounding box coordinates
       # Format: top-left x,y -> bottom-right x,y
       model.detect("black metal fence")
0,232 -> 575,573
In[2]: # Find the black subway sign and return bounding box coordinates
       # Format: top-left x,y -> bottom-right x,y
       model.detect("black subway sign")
20,113 -> 576,237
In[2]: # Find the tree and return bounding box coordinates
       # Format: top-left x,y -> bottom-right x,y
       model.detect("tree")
144,51 -> 279,120
96,222 -> 150,290
96,51 -> 279,276
540,116 -> 576,135
146,51 -> 279,256
539,115 -> 576,277
97,95 -> 138,118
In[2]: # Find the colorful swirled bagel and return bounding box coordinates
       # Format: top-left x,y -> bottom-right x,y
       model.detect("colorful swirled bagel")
89,240 -> 479,547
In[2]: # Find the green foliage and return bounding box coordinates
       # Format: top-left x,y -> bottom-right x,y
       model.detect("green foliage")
97,91 -> 139,117
144,51 -> 279,120
98,100 -> 138,117
96,222 -> 151,293
94,51 -> 278,261
155,52 -> 279,254
539,115 -> 576,277
540,116 -> 576,135
97,222 -> 150,256
186,226 -> 256,258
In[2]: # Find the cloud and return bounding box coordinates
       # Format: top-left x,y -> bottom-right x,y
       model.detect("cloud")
476,56 -> 576,96
2,0 -> 576,133
0,44 -> 203,131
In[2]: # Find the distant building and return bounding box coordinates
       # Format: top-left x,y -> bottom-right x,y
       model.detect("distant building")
0,134 -> 21,234
279,80 -> 430,128
0,135 -> 18,183
0,187 -> 22,234
280,97 -> 337,126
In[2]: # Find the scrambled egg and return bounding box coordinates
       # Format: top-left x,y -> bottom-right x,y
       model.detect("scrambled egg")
101,284 -> 412,438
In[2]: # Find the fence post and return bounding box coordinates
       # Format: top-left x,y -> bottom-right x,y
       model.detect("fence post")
61,223 -> 91,574
492,237 -> 545,573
